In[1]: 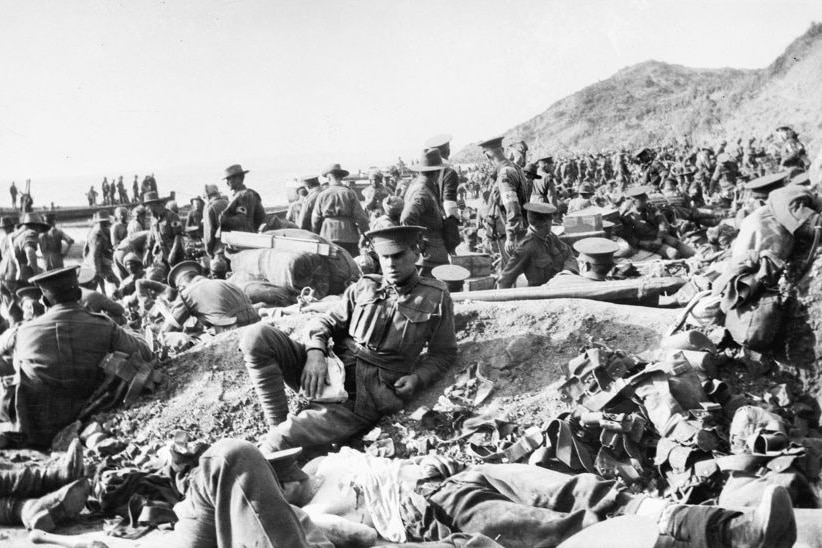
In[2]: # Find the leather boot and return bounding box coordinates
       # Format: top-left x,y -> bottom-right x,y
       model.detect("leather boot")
726,485 -> 796,548
0,438 -> 84,498
245,359 -> 289,429
19,478 -> 90,531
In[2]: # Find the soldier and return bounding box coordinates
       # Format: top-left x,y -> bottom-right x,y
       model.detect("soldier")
362,170 -> 391,219
239,225 -> 456,463
185,196 -> 205,240
286,187 -> 307,225
776,126 -> 809,170
297,175 -> 322,231
82,212 -> 119,293
619,186 -> 694,259
497,202 -> 577,289
162,260 -> 259,333
424,134 -> 461,219
479,136 -> 530,262
117,176 -> 128,204
37,214 -> 74,271
143,191 -> 184,267
0,265 -> 152,448
109,207 -> 129,248
9,182 -> 17,209
735,171 -> 788,227
132,175 -> 140,203
507,140 -> 528,167
545,237 -> 621,291
568,181 -> 595,213
532,157 -> 558,205
77,267 -> 126,324
127,205 -> 149,236
311,164 -> 369,257
12,213 -> 51,283
219,164 -> 266,233
202,184 -> 228,259
101,178 -> 110,206
400,149 -> 451,276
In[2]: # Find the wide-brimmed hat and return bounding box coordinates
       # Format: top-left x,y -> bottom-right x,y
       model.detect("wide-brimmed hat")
168,260 -> 202,288
203,184 -> 220,197
322,163 -> 350,179
223,164 -> 249,180
300,175 -> 321,187
523,163 -> 542,179
412,149 -> 446,173
17,212 -> 50,230
142,191 -> 165,204
91,211 -> 111,224
364,225 -> 424,255
424,134 -> 452,150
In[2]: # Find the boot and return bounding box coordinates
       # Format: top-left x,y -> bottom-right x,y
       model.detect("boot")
19,478 -> 90,531
0,438 -> 84,498
245,359 -> 289,429
726,485 -> 796,548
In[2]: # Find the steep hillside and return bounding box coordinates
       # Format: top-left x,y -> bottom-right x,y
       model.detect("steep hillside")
455,23 -> 822,161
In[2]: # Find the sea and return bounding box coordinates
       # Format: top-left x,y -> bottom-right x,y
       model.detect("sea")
19,148 -> 417,211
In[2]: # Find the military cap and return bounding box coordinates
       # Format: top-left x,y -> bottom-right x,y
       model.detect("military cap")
17,212 -> 50,230
522,163 -> 542,179
625,186 -> 651,198
203,184 -> 220,197
538,156 -> 553,164
77,266 -> 96,285
0,217 -> 14,230
322,163 -> 349,179
577,182 -> 595,195
15,286 -> 42,301
168,260 -> 202,289
573,237 -> 620,265
411,149 -> 446,172
523,202 -> 557,215
223,164 -> 249,179
29,265 -> 81,292
745,171 -> 788,192
432,264 -> 470,292
791,171 -> 811,186
477,136 -> 504,150
633,147 -> 651,159
424,134 -> 452,149
261,446 -> 308,483
364,225 -> 424,255
141,191 -> 165,204
91,211 -> 111,224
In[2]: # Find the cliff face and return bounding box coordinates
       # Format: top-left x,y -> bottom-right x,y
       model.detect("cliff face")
455,23 -> 822,161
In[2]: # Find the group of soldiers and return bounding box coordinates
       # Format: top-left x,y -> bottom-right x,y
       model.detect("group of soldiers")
0,126 -> 818,547
85,174 -> 158,207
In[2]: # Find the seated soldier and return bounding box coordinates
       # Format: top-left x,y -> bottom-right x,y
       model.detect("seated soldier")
117,251 -> 146,297
239,226 -> 457,464
497,202 -> 578,288
170,439 -> 797,548
620,186 -> 695,259
0,439 -> 88,532
0,266 -> 153,448
546,237 -> 621,288
162,260 -> 259,333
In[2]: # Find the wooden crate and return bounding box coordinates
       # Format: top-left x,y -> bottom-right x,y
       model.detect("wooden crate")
463,275 -> 496,292
451,253 -> 493,277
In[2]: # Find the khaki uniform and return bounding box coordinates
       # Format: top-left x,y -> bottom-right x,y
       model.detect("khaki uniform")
203,195 -> 228,257
1,303 -> 152,447
311,183 -> 369,254
297,187 -> 322,231
493,160 -> 530,242
12,229 -> 41,282
400,177 -> 449,272
220,187 -> 266,233
497,228 -> 578,289
38,227 -> 71,271
146,209 -> 184,266
170,277 -> 259,330
239,272 -> 456,451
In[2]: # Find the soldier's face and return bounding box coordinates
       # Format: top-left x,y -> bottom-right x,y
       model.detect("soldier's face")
378,247 -> 419,284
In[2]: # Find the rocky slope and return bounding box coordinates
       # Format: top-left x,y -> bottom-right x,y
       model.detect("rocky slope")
455,23 -> 822,161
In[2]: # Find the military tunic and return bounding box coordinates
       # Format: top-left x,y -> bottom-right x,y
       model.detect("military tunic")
169,277 -> 259,330
400,177 -> 449,270
311,183 -> 369,247
492,160 -> 530,242
12,229 -> 41,281
146,209 -> 184,266
497,228 -> 578,289
219,187 -> 266,233
239,272 -> 456,451
298,187 -> 322,231
203,195 -> 228,257
38,227 -> 72,270
3,303 -> 152,447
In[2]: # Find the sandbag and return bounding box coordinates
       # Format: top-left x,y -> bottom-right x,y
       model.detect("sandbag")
230,248 -> 329,298
263,229 -> 361,294
236,280 -> 297,307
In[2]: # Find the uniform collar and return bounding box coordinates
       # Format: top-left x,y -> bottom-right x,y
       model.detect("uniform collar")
382,272 -> 420,296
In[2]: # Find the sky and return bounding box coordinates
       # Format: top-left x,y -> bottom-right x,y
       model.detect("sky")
1,0 -> 821,186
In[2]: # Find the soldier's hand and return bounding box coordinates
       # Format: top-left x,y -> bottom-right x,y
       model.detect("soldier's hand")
394,374 -> 420,399
504,237 -> 516,255
301,350 -> 328,400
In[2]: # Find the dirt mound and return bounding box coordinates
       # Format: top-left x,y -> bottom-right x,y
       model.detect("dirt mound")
98,299 -> 679,447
